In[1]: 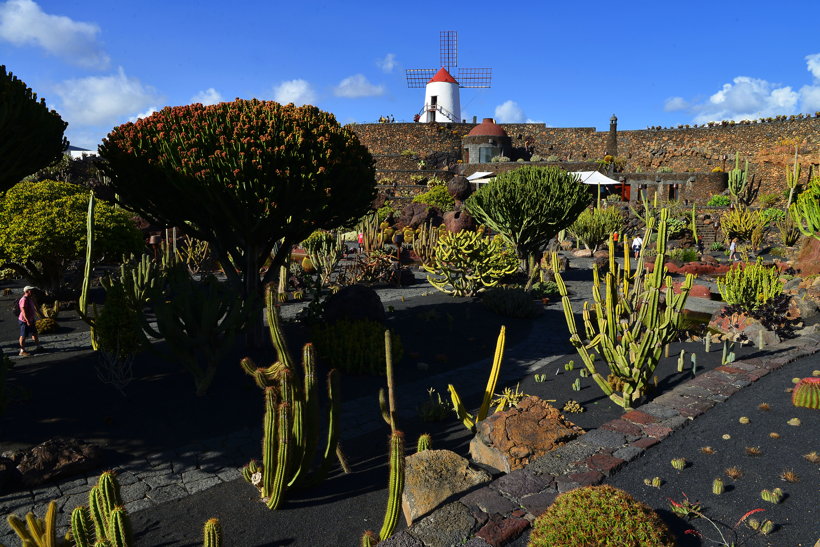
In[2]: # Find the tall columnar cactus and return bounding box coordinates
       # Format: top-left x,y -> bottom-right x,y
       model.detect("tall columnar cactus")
240,284 -> 342,509
79,192 -> 100,350
203,518 -> 222,547
412,220 -> 440,267
791,177 -> 820,240
691,203 -> 699,249
0,65 -> 68,191
785,145 -> 801,208
70,471 -> 132,547
728,153 -> 750,204
553,209 -> 693,409
448,326 -> 506,431
424,230 -> 518,297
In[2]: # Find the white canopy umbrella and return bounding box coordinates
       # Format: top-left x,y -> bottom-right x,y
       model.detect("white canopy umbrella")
570,171 -> 621,185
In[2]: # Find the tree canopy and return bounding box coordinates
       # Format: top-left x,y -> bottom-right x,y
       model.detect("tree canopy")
0,180 -> 143,293
464,166 -> 589,265
98,99 -> 376,299
0,65 -> 68,191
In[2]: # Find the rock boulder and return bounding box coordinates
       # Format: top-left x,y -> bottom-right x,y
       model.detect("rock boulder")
16,437 -> 104,487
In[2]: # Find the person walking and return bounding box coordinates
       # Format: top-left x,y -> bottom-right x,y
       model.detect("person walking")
17,286 -> 42,357
631,234 -> 643,260
728,237 -> 738,262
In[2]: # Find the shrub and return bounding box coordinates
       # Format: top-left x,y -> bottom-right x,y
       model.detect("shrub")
412,185 -> 455,211
716,260 -> 783,311
376,201 -> 396,222
707,194 -> 731,207
721,207 -> 763,241
656,166 -> 673,173
490,155 -> 510,163
312,319 -> 402,375
758,193 -> 781,208
668,247 -> 698,263
546,155 -> 559,162
761,208 -> 785,225
710,241 -> 726,252
424,230 -> 518,297
529,280 -> 560,299
530,154 -> 542,162
529,485 -> 675,546
481,287 -> 543,318
568,206 -> 624,252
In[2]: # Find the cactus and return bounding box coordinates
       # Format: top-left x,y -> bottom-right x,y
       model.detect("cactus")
721,340 -> 737,365
240,285 -> 343,509
6,501 -> 72,547
759,520 -> 775,535
448,326 -> 506,431
738,416 -> 750,424
791,177 -> 820,240
564,360 -> 575,371
690,204 -> 699,251
571,378 -> 581,391
78,191 -> 100,350
552,209 -> 693,409
203,518 -> 222,547
677,350 -> 685,373
791,377 -> 820,409
424,230 -> 518,297
651,476 -> 662,488
690,353 -> 698,375
727,153 -> 750,204
562,400 -> 584,413
716,259 -> 782,311
534,373 -> 547,383
417,433 -> 432,452
760,488 -> 783,503
671,458 -> 686,470
712,478 -> 724,495
377,431 -> 405,542
63,471 -> 132,547
361,530 -> 379,547
785,145 -> 801,209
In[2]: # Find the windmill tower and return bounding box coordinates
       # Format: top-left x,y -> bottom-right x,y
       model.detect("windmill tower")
406,31 -> 491,123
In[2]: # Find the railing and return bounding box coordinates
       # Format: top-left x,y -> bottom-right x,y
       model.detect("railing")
417,103 -> 459,123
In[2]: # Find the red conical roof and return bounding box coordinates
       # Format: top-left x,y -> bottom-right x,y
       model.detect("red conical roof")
467,118 -> 508,137
428,67 -> 458,84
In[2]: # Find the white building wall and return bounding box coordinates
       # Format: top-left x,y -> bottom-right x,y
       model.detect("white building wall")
421,81 -> 461,123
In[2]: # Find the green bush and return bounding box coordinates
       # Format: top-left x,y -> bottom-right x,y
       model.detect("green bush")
568,206 -> 624,252
528,485 -> 675,547
710,241 -> 726,251
312,319 -> 402,375
530,154 -> 543,162
481,287 -> 543,318
716,260 -> 783,310
707,194 -> 731,207
412,185 -> 455,211
761,207 -> 786,225
668,247 -> 698,263
529,280 -> 560,299
490,155 -> 510,163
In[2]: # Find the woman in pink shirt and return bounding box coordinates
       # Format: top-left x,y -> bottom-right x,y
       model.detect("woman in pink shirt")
17,286 -> 42,357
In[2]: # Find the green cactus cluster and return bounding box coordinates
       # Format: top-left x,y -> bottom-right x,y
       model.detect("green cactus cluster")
528,485 -> 676,546
727,153 -> 750,204
241,286 -> 343,510
791,177 -> 820,240
553,209 -> 693,409
760,487 -> 783,504
671,458 -> 687,470
6,501 -> 72,547
716,259 -> 783,311
301,229 -> 346,288
567,206 -> 625,253
424,229 -> 518,297
562,400 -> 584,413
311,319 -> 403,375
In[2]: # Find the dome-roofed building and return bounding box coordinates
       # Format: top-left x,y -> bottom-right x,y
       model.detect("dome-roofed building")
462,118 -> 512,163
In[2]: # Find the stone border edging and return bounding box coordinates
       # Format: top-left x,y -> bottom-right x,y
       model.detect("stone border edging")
379,330 -> 820,547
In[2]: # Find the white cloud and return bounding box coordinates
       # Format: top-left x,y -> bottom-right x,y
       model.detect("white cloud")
689,76 -> 799,123
333,74 -> 385,98
0,0 -> 109,69
800,53 -> 820,111
806,53 -> 820,79
128,107 -> 157,123
190,87 -> 222,106
664,96 -> 689,111
273,79 -> 317,105
53,67 -> 161,126
494,100 -> 525,123
377,53 -> 397,73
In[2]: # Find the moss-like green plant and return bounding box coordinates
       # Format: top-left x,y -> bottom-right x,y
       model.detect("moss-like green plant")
412,184 -> 455,211
528,485 -> 675,546
424,229 -> 518,297
480,286 -> 542,318
716,259 -> 782,311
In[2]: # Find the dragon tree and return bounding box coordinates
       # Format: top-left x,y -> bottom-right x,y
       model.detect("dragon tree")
99,100 -> 376,334
0,65 -> 68,191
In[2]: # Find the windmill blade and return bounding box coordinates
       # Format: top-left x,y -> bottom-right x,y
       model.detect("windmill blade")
458,68 -> 492,88
406,68 -> 436,88
440,30 -> 457,70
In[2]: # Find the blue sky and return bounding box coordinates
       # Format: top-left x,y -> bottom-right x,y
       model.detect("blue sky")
2,0 -> 819,150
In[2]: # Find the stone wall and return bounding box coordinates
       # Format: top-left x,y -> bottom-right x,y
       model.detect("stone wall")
350,116 -> 820,201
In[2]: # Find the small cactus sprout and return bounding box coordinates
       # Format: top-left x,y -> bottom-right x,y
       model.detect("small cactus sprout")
745,446 -> 762,456
725,466 -> 743,479
779,469 -> 799,483
677,350 -> 685,373
721,434 -> 731,440
651,476 -> 662,488
416,434 -> 432,453
760,488 -> 783,503
769,432 -> 780,439
700,446 -> 715,455
564,360 -> 575,371
738,416 -> 750,424
671,458 -> 686,470
813,370 -> 820,377
791,377 -> 820,409
758,402 -> 770,411
579,368 -> 590,378
571,378 -> 581,391
787,417 -> 801,426
791,377 -> 800,384
712,478 -> 724,495
803,451 -> 820,463
534,374 -> 547,383
760,520 -> 775,535
747,518 -> 760,530
643,478 -> 652,486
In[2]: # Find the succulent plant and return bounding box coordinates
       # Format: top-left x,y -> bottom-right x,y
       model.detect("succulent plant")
571,378 -> 581,391
534,374 -> 547,383
760,488 -> 783,503
712,478 -> 724,495
760,520 -> 775,535
791,377 -> 820,409
416,434 -> 432,452
671,458 -> 686,470
787,417 -> 801,426
738,416 -> 750,424
562,400 -> 584,413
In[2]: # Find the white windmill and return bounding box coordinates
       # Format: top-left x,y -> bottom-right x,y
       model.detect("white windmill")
406,31 -> 492,123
